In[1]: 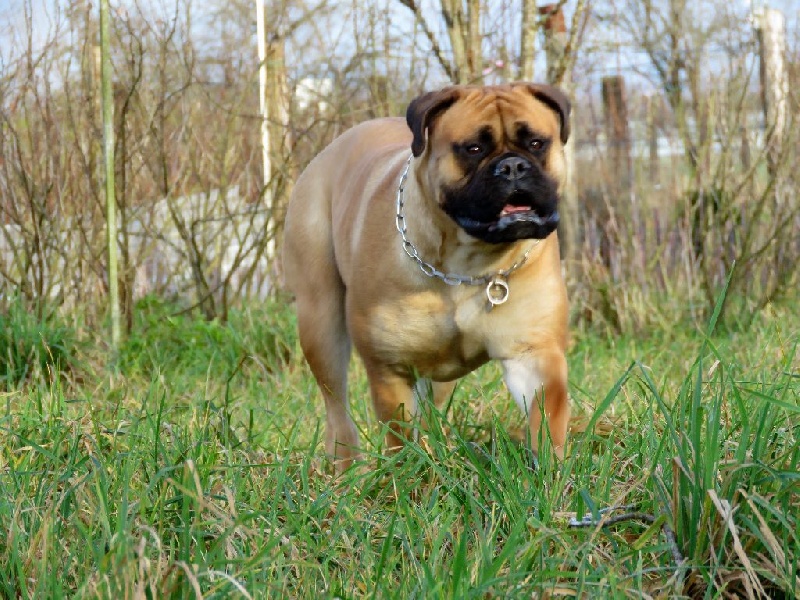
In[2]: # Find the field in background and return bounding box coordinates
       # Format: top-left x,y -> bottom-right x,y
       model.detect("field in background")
1,293 -> 797,598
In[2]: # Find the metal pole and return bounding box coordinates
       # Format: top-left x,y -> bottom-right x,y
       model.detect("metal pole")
256,0 -> 270,190
256,0 -> 275,265
100,0 -> 120,349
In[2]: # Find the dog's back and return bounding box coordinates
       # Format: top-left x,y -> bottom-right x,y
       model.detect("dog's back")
283,118 -> 411,293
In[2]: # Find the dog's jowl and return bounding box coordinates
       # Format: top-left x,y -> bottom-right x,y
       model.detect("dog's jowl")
283,83 -> 571,472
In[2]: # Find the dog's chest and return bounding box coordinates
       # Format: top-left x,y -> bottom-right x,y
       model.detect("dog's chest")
365,289 -> 500,380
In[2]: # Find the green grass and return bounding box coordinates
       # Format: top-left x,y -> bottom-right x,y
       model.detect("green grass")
0,296 -> 78,389
0,296 -> 798,598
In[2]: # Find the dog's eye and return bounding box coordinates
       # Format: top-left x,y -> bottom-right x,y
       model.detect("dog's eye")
466,144 -> 483,155
530,139 -> 545,151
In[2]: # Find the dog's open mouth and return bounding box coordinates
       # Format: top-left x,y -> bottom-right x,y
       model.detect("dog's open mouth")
442,183 -> 561,243
456,203 -> 559,233
491,203 -> 556,231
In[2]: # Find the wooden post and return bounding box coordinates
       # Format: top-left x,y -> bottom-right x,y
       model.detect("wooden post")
646,95 -> 660,186
740,126 -> 751,171
540,4 -> 576,263
601,76 -> 632,192
601,75 -> 635,280
266,38 -> 291,184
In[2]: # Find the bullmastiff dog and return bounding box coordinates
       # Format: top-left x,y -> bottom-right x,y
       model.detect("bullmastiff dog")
283,83 -> 570,471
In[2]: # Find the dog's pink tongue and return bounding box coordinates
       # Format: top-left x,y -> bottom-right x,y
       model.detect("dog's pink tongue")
500,204 -> 531,216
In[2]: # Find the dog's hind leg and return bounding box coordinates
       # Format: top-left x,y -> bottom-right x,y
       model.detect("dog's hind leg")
284,185 -> 359,472
294,279 -> 359,471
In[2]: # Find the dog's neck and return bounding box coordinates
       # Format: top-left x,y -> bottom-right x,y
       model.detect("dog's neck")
399,156 -> 540,283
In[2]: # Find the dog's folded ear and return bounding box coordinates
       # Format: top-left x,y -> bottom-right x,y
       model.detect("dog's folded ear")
522,83 -> 571,144
406,87 -> 462,157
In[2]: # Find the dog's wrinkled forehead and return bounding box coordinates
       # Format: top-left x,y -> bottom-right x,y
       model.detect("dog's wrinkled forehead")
406,84 -> 570,157
447,89 -> 557,143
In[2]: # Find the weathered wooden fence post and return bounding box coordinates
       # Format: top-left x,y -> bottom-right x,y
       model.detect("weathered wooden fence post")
646,94 -> 660,186
597,75 -> 634,280
601,75 -> 632,193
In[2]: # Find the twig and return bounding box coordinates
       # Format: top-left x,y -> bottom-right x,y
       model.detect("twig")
568,504 -> 684,567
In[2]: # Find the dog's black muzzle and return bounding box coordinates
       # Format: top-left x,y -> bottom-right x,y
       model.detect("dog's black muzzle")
443,153 -> 561,244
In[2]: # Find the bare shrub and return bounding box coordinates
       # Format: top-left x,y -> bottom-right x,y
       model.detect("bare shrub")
570,1 -> 799,332
1,0 -> 797,335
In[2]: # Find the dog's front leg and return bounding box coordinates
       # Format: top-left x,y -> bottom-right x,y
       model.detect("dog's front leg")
502,351 -> 569,460
365,366 -> 418,452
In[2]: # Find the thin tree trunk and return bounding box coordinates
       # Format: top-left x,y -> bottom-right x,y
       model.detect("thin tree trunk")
519,0 -> 537,81
466,0 -> 482,81
441,0 -> 470,83
99,0 -> 120,349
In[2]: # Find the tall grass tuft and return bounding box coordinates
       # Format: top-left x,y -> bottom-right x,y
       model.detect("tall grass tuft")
117,295 -> 295,379
0,297 -> 77,389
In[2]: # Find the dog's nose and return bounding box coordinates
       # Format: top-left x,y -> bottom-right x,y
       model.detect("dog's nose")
494,156 -> 532,181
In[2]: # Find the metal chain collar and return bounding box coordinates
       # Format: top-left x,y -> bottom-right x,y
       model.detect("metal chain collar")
394,154 -> 538,306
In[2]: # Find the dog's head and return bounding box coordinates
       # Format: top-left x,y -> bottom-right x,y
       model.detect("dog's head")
406,83 -> 570,244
